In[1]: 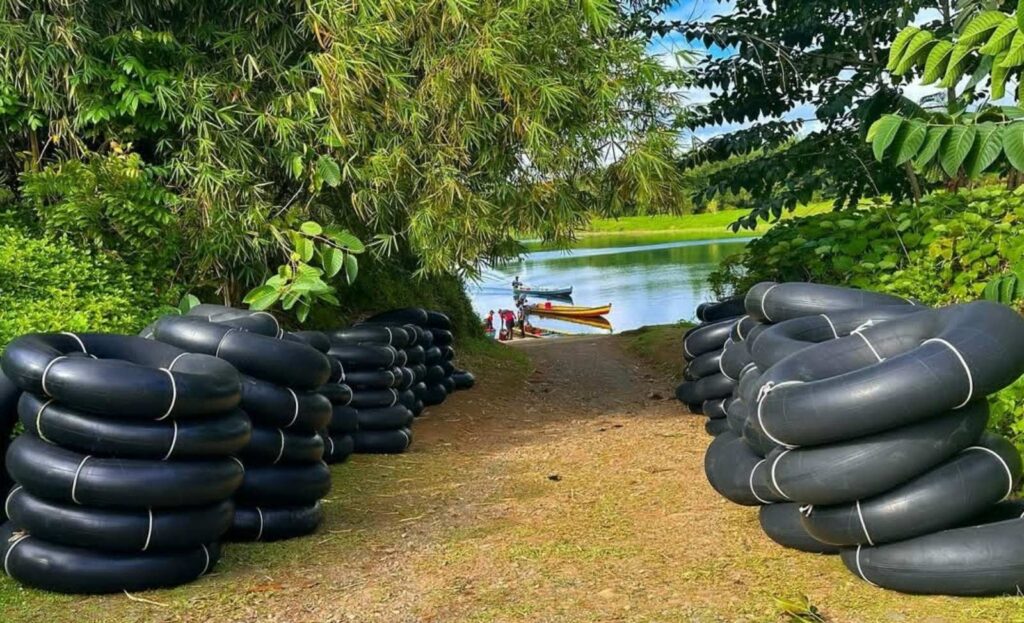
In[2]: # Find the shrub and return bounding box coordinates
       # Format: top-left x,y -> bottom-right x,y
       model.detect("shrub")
0,225 -> 177,349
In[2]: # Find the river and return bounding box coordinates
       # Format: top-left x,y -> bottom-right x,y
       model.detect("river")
466,234 -> 751,335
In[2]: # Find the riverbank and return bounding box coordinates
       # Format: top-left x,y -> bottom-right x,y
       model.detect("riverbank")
2,328 -> 1016,622
581,201 -> 831,240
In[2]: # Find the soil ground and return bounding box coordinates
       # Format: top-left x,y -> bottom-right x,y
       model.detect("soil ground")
3,327 -> 1024,622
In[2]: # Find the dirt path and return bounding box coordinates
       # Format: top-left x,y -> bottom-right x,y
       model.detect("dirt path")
6,331 -> 1020,622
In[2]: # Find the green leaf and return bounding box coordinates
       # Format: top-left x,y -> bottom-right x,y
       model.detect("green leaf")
296,236 -> 315,262
344,253 -> 359,284
178,293 -> 200,314
964,123 -> 1002,177
243,285 -> 281,311
1018,0 -> 1024,31
324,226 -> 366,253
281,289 -> 301,310
916,126 -> 950,168
939,125 -> 978,177
1002,121 -> 1024,170
299,221 -> 322,236
940,43 -> 973,87
894,30 -> 934,75
322,247 -> 344,277
315,155 -> 341,188
922,41 -> 954,84
289,154 -> 304,179
1000,30 -> 1024,67
870,115 -> 903,161
979,16 -> 1018,55
888,26 -> 921,71
296,301 -> 311,323
894,119 -> 927,165
992,52 -> 1010,99
961,11 -> 1008,47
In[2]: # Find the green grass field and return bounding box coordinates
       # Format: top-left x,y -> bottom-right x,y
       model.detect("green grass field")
582,202 -> 832,240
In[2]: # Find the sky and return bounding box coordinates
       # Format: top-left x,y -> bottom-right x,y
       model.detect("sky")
651,2 -> 952,143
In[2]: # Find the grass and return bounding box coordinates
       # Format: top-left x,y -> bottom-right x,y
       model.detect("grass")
582,201 -> 832,240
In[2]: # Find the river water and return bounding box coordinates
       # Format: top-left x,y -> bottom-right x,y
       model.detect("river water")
466,235 -> 751,335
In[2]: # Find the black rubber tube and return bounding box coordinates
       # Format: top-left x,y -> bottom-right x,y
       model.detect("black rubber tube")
441,346 -> 455,362
704,432 -> 785,506
328,325 -> 412,348
356,406 -> 414,431
452,371 -> 475,390
421,383 -> 448,406
802,433 -> 1021,547
726,397 -> 748,437
153,316 -> 330,389
719,339 -> 752,381
404,345 -> 426,365
327,344 -> 401,370
704,418 -> 731,436
5,486 -> 232,552
328,406 -> 359,434
756,403 -> 988,505
703,398 -> 728,420
0,523 -> 219,594
697,296 -> 746,322
425,365 -> 446,384
675,374 -> 735,405
18,393 -> 252,460
349,388 -> 400,409
187,304 -> 282,336
684,350 -> 721,380
730,315 -> 761,342
682,318 -> 736,361
1,333 -> 241,419
318,382 -> 354,406
7,433 -> 243,508
425,310 -> 453,330
353,428 -> 412,454
241,377 -> 332,432
0,370 -> 20,518
364,308 -> 430,326
758,503 -> 839,554
227,503 -> 323,542
341,368 -> 400,390
235,461 -> 331,506
745,281 -> 913,323
432,329 -> 454,347
240,426 -> 325,464
424,346 -> 443,366
754,302 -> 1024,447
841,518 -> 1024,596
321,433 -> 354,464
285,330 -> 331,353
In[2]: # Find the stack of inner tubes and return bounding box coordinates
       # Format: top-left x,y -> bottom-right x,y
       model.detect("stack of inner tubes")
327,325 -> 416,455
0,370 -> 19,519
153,312 -> 333,542
701,281 -> 1024,596
676,296 -> 745,437
0,333 -> 246,593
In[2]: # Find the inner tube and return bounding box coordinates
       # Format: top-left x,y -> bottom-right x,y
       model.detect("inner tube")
187,304 -> 282,337
452,370 -> 475,390
745,282 -> 913,323
356,406 -> 414,431
704,432 -> 785,506
327,344 -> 400,370
425,310 -> 453,330
340,368 -> 400,390
756,403 -> 988,506
697,296 -> 746,322
328,406 -> 359,434
19,393 -> 252,460
758,503 -> 839,554
153,316 -> 330,389
683,318 -> 737,361
350,388 -> 400,409
7,433 -> 243,508
0,523 -> 219,594
285,331 -> 331,354
404,345 -> 426,365
749,306 -> 924,371
1,333 -> 240,419
328,325 -> 411,348
703,398 -> 728,420
424,346 -> 443,366
730,316 -> 761,342
396,367 -> 415,390
317,382 -> 353,406
674,374 -> 735,405
684,350 -> 721,380
353,428 -> 412,454
364,308 -> 429,326
5,487 -> 233,552
441,346 -> 455,362
420,383 -> 448,407
704,418 -> 731,437
241,377 -> 332,432
240,427 -> 325,464
431,329 -> 454,347
0,370 -> 21,516
754,302 -> 1024,447
425,365 -> 446,384
842,518 -> 1024,596
321,433 -> 354,464
235,461 -> 331,506
228,503 -> 323,542
719,340 -> 752,381
802,433 -> 1021,547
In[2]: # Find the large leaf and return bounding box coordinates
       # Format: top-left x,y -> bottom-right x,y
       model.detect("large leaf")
915,125 -> 949,168
894,120 -> 927,165
888,26 -> 921,71
243,285 -> 281,311
1000,30 -> 1024,67
940,43 -> 974,87
344,253 -> 359,285
869,115 -> 903,161
922,41 -> 954,84
964,123 -> 1002,177
1002,121 -> 1024,170
960,11 -> 1009,47
939,125 -> 978,176
979,16 -> 1018,55
894,31 -> 935,75
299,221 -> 322,236
315,155 -> 341,188
324,226 -> 365,253
321,246 -> 344,278
1018,0 -> 1024,31
992,52 -> 1010,99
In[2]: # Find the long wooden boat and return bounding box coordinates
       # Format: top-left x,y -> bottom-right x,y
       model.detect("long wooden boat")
533,313 -> 613,332
525,302 -> 611,318
513,285 -> 573,297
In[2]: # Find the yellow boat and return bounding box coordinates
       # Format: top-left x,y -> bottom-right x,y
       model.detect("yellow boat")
533,313 -> 613,332
525,303 -> 612,318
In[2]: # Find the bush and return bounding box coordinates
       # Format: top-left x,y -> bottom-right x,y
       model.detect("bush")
710,186 -> 1024,449
0,226 -> 177,349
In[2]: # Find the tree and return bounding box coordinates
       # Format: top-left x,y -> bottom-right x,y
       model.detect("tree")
0,0 -> 687,317
645,0 -> 931,228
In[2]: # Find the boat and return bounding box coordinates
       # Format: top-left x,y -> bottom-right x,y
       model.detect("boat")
532,313 -> 612,332
525,302 -> 611,318
513,284 -> 573,297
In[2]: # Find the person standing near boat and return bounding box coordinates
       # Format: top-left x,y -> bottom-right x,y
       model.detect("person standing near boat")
484,310 -> 495,333
503,309 -> 516,340
512,276 -> 523,289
